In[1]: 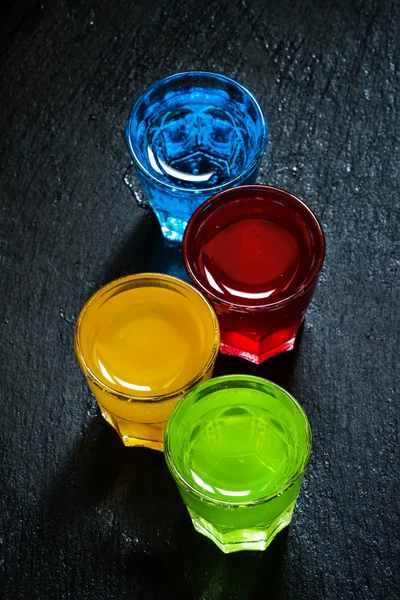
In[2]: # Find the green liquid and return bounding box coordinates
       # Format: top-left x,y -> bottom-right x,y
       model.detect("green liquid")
185,400 -> 296,503
166,377 -> 311,553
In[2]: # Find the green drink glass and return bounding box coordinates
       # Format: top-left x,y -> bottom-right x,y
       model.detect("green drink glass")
164,375 -> 312,553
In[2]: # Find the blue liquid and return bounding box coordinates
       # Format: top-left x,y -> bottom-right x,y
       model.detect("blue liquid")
141,96 -> 256,188
127,74 -> 267,241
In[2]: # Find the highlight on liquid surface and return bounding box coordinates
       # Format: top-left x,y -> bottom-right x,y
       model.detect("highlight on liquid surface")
184,389 -> 298,502
135,90 -> 260,189
199,216 -> 310,306
79,284 -> 216,397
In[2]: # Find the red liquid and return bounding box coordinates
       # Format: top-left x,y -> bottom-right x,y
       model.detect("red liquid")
200,218 -> 307,306
183,186 -> 325,363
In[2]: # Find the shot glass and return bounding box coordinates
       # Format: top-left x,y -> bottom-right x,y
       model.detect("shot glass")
183,185 -> 326,364
74,273 -> 219,451
164,375 -> 312,553
125,71 -> 268,242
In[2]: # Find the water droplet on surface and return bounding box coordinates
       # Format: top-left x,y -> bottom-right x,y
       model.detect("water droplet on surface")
133,189 -> 149,207
123,165 -> 150,208
60,309 -> 75,324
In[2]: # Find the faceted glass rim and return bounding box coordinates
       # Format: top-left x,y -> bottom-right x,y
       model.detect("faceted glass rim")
164,374 -> 312,508
125,70 -> 268,193
182,184 -> 326,312
74,273 -> 220,403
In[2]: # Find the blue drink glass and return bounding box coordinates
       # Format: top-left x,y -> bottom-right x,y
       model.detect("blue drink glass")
125,72 -> 268,242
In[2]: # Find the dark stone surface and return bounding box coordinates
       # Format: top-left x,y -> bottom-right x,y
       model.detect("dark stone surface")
0,0 -> 399,598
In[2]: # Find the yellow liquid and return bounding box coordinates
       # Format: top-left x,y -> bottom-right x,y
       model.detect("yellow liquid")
77,278 -> 218,449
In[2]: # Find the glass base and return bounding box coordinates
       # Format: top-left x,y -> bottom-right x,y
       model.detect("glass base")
219,331 -> 297,364
99,405 -> 164,451
155,209 -> 188,242
187,500 -> 296,553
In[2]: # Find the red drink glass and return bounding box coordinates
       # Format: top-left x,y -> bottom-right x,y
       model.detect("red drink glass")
182,185 -> 326,364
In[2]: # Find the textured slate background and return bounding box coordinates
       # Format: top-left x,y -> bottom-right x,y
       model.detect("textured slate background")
0,0 -> 399,598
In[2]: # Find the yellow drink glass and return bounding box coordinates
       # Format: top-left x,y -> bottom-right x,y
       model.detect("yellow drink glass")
74,273 -> 219,450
